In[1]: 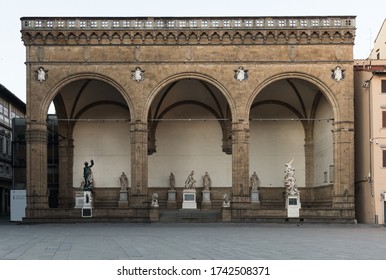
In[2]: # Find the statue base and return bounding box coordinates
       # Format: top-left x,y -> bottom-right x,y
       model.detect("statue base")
182,189 -> 197,209
118,191 -> 129,208
167,190 -> 177,209
81,191 -> 92,218
286,193 -> 301,218
74,191 -> 84,208
201,190 -> 211,209
222,207 -> 232,222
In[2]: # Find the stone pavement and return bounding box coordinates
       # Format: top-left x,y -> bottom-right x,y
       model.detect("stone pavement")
1,220 -> 386,260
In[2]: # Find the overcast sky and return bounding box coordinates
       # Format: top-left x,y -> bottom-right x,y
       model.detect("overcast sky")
0,0 -> 385,102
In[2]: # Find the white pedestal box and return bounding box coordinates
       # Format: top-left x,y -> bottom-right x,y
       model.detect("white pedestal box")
286,194 -> 301,218
182,189 -> 197,209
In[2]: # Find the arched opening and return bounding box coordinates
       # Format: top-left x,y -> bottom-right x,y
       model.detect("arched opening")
148,78 -> 232,191
48,78 -> 131,208
249,78 -> 334,208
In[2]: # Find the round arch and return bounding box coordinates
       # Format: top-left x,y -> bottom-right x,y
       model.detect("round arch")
143,72 -> 236,122
40,72 -> 135,121
246,72 -> 340,121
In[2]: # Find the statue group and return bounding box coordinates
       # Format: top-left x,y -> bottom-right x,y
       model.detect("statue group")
284,159 -> 300,195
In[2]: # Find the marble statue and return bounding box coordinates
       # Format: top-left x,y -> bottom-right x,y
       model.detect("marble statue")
83,159 -> 94,191
250,171 -> 260,191
184,171 -> 196,189
202,172 -> 211,190
284,159 -> 299,195
169,172 -> 175,189
222,193 -> 231,207
151,193 -> 159,207
119,172 -> 128,191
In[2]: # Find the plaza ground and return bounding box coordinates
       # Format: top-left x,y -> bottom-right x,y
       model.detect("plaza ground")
0,219 -> 385,260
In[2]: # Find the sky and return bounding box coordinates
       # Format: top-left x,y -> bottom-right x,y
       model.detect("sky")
0,0 -> 385,103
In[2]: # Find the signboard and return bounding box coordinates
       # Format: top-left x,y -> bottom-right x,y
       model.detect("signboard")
10,190 -> 26,222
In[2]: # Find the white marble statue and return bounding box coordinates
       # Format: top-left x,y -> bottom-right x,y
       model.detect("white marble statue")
119,172 -> 128,191
184,171 -> 196,189
151,193 -> 159,207
169,172 -> 175,189
202,172 -> 211,190
284,159 -> 300,195
222,193 -> 231,207
250,171 -> 260,191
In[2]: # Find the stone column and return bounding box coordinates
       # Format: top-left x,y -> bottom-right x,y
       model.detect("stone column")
58,138 -> 74,208
332,121 -> 355,214
231,120 -> 250,207
25,122 -> 48,216
304,125 -> 314,189
130,121 -> 148,207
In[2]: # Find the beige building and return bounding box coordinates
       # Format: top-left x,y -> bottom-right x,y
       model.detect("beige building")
20,16 -> 356,222
355,19 -> 386,224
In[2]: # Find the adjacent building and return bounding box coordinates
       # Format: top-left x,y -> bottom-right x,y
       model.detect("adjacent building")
0,84 -> 26,216
354,19 -> 386,224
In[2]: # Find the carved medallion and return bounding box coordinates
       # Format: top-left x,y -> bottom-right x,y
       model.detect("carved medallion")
331,66 -> 345,82
34,67 -> 48,83
131,67 -> 145,82
234,66 -> 248,82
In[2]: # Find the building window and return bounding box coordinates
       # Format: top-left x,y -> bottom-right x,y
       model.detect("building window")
383,150 -> 386,167
382,80 -> 386,93
383,111 -> 386,127
324,171 -> 328,183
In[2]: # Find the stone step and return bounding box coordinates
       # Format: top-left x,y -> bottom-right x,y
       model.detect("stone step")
160,210 -> 221,223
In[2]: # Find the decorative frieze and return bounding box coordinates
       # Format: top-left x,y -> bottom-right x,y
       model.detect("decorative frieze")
20,17 -> 355,46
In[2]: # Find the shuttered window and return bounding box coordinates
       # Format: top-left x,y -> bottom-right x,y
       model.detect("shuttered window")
383,111 -> 386,127
382,80 -> 386,93
383,150 -> 386,167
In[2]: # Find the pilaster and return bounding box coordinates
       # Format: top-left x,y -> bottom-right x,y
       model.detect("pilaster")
58,138 -> 74,208
26,122 -> 48,214
332,121 -> 355,212
130,121 -> 148,207
232,120 -> 250,206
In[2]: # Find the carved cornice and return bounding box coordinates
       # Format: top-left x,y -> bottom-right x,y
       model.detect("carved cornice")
21,17 -> 356,46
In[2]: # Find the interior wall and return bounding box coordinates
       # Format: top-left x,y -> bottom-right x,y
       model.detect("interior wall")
148,105 -> 232,188
249,115 -> 305,187
73,105 -> 131,189
313,97 -> 334,186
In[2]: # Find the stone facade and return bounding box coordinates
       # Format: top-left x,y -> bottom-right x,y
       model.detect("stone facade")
20,16 -> 356,222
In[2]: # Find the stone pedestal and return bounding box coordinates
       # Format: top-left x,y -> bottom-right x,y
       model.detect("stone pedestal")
286,194 -> 301,218
167,190 -> 177,209
222,207 -> 232,222
201,190 -> 211,209
74,191 -> 84,208
118,191 -> 129,208
251,190 -> 260,203
182,189 -> 197,209
150,208 -> 159,222
82,191 -> 92,218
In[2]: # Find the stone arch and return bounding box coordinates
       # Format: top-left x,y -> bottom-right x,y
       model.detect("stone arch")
41,72 -> 135,121
146,73 -> 235,189
248,72 -> 338,200
247,72 -> 340,122
144,72 -> 236,122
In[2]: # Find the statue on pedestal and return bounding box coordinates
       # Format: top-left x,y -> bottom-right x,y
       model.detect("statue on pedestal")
184,171 -> 196,189
83,159 -> 94,191
202,172 -> 211,190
